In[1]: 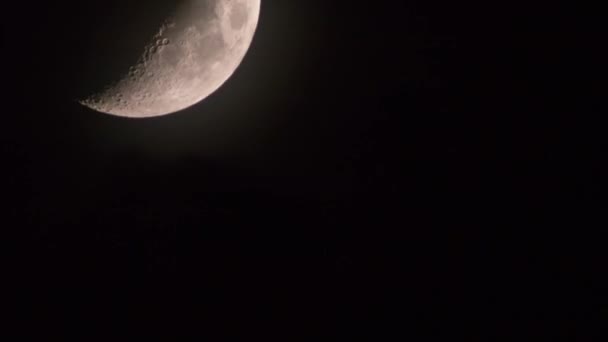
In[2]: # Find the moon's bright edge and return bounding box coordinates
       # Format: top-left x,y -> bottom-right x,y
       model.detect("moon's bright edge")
79,0 -> 261,118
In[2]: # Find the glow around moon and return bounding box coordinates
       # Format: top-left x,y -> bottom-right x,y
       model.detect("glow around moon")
79,0 -> 260,118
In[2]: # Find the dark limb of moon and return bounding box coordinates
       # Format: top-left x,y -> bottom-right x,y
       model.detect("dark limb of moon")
79,0 -> 260,118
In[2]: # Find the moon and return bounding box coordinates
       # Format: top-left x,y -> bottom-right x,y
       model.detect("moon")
79,0 -> 261,118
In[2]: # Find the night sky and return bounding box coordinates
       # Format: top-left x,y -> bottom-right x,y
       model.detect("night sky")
6,1 -> 606,339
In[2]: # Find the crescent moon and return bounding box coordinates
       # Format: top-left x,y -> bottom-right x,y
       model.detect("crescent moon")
79,0 -> 261,118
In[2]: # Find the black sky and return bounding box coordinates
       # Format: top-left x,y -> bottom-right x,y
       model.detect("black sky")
5,0 -> 606,339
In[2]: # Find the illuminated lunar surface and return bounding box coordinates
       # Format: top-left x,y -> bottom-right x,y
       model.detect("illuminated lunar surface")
79,0 -> 260,118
